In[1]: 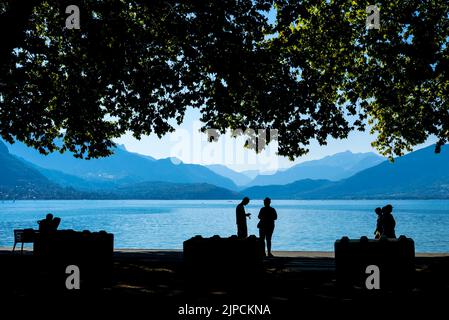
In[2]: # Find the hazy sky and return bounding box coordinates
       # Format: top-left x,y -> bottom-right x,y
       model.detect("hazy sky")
114,107 -> 414,173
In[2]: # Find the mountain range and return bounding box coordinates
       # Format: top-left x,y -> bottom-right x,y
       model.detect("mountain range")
206,164 -> 253,186
1,139 -> 447,199
0,142 -> 86,199
6,141 -> 237,190
243,144 -> 449,199
245,151 -> 385,186
0,141 -> 239,200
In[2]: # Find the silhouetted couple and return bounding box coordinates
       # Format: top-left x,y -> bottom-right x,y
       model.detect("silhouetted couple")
374,204 -> 396,239
236,197 -> 277,257
38,213 -> 61,234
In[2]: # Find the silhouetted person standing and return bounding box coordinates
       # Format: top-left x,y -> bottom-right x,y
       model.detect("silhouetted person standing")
382,204 -> 396,238
236,197 -> 251,238
258,197 -> 277,257
374,207 -> 383,239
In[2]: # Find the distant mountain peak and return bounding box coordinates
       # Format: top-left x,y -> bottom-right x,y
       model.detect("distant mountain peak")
246,151 -> 385,187
165,157 -> 182,165
117,144 -> 128,151
206,164 -> 254,187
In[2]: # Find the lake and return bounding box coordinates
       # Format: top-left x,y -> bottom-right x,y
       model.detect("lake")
1,200 -> 449,252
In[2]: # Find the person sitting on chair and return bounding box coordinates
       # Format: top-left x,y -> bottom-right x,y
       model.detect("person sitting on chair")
38,213 -> 61,233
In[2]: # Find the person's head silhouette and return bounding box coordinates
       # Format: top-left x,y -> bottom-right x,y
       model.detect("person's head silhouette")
242,197 -> 250,205
375,207 -> 382,216
264,197 -> 271,207
383,204 -> 393,214
46,213 -> 54,220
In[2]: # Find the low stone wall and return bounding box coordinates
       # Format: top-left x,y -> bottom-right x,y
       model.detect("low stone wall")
34,229 -> 114,287
335,235 -> 415,290
183,235 -> 264,280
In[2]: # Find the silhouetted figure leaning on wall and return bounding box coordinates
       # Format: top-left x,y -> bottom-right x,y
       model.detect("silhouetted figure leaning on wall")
381,204 -> 396,238
236,197 -> 251,238
258,197 -> 277,257
374,207 -> 383,239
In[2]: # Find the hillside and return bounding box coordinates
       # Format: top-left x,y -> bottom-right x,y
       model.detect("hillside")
247,151 -> 384,187
0,141 -> 87,199
243,180 -> 333,199
5,141 -> 237,190
0,141 -> 241,200
243,145 -> 449,199
103,182 -> 241,200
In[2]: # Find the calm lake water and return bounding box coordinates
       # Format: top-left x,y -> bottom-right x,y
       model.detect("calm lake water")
1,200 -> 449,252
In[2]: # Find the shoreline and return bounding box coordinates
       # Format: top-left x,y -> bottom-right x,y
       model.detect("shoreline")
2,247 -> 449,258
3,198 -> 449,201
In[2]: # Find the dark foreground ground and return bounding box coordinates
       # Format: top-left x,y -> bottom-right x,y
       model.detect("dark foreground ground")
1,250 -> 449,318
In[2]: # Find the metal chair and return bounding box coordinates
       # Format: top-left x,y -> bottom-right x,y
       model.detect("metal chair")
13,229 -> 35,253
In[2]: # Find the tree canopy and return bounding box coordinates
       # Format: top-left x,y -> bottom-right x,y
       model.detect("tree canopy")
1,0 -> 448,159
